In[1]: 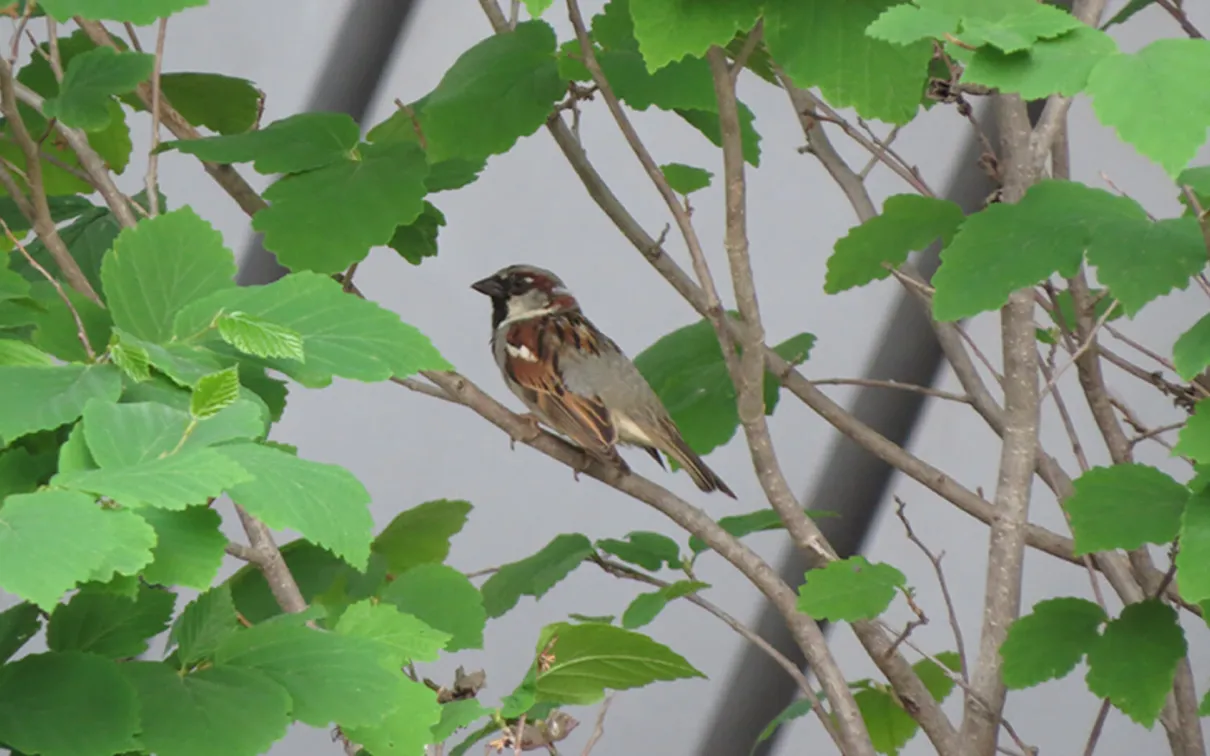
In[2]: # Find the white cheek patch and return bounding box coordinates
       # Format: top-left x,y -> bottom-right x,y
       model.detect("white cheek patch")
506,342 -> 538,362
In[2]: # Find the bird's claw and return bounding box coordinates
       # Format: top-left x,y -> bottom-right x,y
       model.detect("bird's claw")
508,413 -> 543,451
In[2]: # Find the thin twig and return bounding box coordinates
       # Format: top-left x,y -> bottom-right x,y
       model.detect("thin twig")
46,18 -> 64,81
8,0 -> 35,65
0,217 -> 94,360
728,20 -> 763,82
122,22 -> 145,52
1082,698 -> 1112,756
145,17 -> 168,216
1040,300 -> 1119,399
580,696 -> 613,755
1154,0 -> 1205,38
811,377 -> 970,404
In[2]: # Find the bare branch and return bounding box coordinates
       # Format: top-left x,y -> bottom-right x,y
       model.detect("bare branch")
145,17 -> 168,216
0,217 -> 94,360
233,505 -> 307,614
1030,0 -> 1110,167
1154,0 -> 1205,38
810,377 -> 970,404
580,695 -> 613,756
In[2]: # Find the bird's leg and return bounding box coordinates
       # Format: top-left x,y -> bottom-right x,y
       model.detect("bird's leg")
508,412 -> 543,451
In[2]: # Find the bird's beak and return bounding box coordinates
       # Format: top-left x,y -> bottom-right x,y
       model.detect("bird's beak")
471,276 -> 505,298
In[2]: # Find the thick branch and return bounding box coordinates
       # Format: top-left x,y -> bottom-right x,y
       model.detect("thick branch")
233,505 -> 307,613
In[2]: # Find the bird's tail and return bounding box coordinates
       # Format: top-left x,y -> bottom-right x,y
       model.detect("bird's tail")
663,435 -> 735,499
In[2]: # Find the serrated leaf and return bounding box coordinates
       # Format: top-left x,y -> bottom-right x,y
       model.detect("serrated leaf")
1088,39 -> 1210,176
660,163 -> 712,194
123,661 -> 291,756
963,26 -> 1118,100
335,599 -> 451,666
0,338 -> 54,366
170,585 -> 239,666
101,207 -> 237,343
381,563 -> 486,651
1087,216 -> 1204,316
174,271 -> 451,386
1177,490 -> 1210,603
190,366 -> 241,420
0,445 -> 56,502
431,699 -> 491,743
81,397 -> 262,467
622,580 -> 708,629
866,4 -> 956,45
26,281 -> 113,362
629,0 -> 760,72
138,506 -> 227,589
524,0 -> 553,16
125,72 -> 261,135
420,21 -> 565,162
0,490 -> 119,608
342,677 -> 444,756
597,531 -> 682,571
0,602 -> 41,663
109,336 -> 151,382
215,311 -> 305,361
227,539 -> 383,624
0,651 -> 140,756
1086,600 -> 1186,727
1064,463 -> 1188,555
47,584 -> 175,658
39,0 -> 206,24
535,621 -> 704,704
1176,399 -> 1210,462
634,317 -> 814,458
254,140 -> 429,274
767,0 -> 931,124
54,447 -> 252,510
86,507 -> 157,585
214,442 -> 372,568
216,620 -> 408,728
389,200 -> 446,266
1103,0 -> 1154,28
1173,313 -> 1210,380
932,180 -> 1168,320
161,112 -> 359,174
372,499 -> 472,574
827,194 -> 964,293
480,534 -> 594,618
1001,597 -> 1106,688
42,47 -> 153,130
0,364 -> 121,442
797,556 -> 905,621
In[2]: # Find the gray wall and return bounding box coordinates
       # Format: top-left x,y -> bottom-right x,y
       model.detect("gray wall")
7,0 -> 1210,754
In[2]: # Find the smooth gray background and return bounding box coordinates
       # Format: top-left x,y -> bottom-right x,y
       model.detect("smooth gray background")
4,1 -> 1209,754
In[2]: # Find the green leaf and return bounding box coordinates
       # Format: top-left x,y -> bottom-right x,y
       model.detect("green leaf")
660,163 -> 712,195
227,539 -> 382,624
1064,463 -> 1188,555
1088,39 -> 1210,176
122,661 -> 291,756
932,180 -> 1159,320
767,0 -> 931,124
138,506 -> 227,589
1086,216 -> 1205,316
1103,0 -> 1155,28
524,0 -> 553,16
629,0 -> 760,72
1086,600 -> 1186,727
85,507 -> 158,584
1046,288 -> 1123,331
54,447 -> 252,510
431,699 -> 491,743
372,499 -> 472,574
191,366 -> 241,420
597,531 -> 682,571
342,678 -> 443,756
101,207 -> 237,342
217,442 -> 373,568
690,507 -> 836,555
622,580 -> 708,629
27,281 -> 113,362
535,622 -> 704,704
42,47 -> 153,130
419,20 -> 565,162
81,397 -> 262,467
47,584 -> 175,658
127,72 -> 262,135
0,490 -> 120,608
216,620 -> 408,728
0,602 -> 41,663
174,271 -> 451,386
1001,597 -> 1106,688
751,699 -> 814,754
381,563 -> 486,651
0,651 -> 140,756
797,556 -> 905,621
170,585 -> 240,666
0,338 -> 54,366
254,140 -> 429,274
215,311 -> 305,361
161,112 -> 359,174
0,364 -> 121,442
335,599 -> 451,665
18,205 -> 119,300
480,534 -> 594,618
1174,313 -> 1210,380
389,200 -> 446,266
1177,399 -> 1210,462
1177,490 -> 1210,603
109,334 -> 151,381
865,4 -> 956,45
826,194 -> 964,293
963,26 -> 1118,100
39,0 -> 205,23
0,445 -> 56,501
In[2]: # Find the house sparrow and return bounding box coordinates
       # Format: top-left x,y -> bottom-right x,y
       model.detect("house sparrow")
471,264 -> 735,498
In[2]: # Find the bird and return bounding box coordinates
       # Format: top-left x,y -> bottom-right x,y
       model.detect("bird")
471,263 -> 735,498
